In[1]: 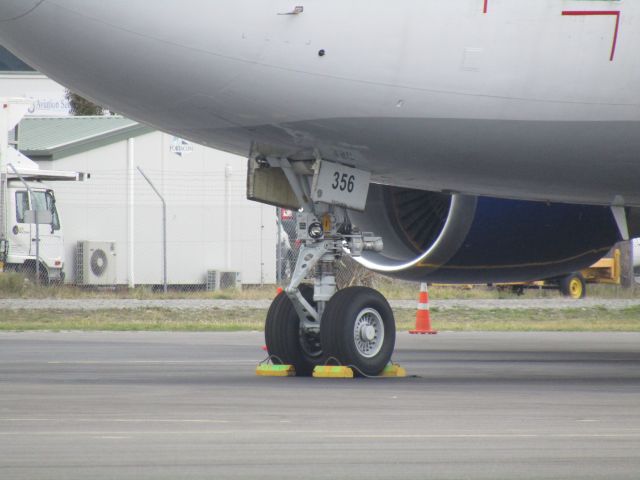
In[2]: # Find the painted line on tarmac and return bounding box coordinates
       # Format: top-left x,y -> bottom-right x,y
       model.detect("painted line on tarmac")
1,431 -> 640,439
330,433 -> 640,439
0,418 -> 232,424
0,430 -> 335,436
45,360 -> 257,365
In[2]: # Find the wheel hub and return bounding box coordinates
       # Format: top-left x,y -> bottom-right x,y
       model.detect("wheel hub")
360,325 -> 376,342
353,308 -> 385,358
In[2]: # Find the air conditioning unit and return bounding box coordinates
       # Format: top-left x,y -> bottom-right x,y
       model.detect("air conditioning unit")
206,270 -> 241,291
206,270 -> 219,291
76,241 -> 117,285
220,271 -> 242,290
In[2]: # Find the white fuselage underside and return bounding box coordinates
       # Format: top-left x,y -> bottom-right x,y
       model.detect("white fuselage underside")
1,0 -> 639,205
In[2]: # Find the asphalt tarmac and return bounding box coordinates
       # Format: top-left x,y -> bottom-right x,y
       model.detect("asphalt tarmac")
1,331 -> 639,479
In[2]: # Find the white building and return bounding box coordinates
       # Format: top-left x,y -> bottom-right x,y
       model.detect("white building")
0,46 -> 70,116
4,46 -> 277,286
18,116 -> 277,286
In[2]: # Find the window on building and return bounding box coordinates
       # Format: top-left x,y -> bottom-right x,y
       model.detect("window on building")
0,46 -> 35,72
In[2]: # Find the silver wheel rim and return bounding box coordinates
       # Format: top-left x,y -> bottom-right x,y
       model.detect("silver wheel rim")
353,308 -> 385,358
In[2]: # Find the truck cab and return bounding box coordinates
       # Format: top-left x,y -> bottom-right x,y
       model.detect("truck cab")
5,179 -> 65,283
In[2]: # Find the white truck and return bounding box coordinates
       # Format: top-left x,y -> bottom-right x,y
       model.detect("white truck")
1,98 -> 84,284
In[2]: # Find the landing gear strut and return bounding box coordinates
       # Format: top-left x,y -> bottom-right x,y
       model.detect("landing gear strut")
257,155 -> 396,376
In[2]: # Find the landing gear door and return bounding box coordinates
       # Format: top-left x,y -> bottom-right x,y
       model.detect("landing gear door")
246,156 -> 301,210
310,161 -> 371,212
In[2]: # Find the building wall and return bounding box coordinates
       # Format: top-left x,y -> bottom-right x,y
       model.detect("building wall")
0,74 -> 69,115
39,131 -> 277,285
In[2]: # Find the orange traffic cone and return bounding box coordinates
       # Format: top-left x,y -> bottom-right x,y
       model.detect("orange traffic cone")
409,283 -> 437,335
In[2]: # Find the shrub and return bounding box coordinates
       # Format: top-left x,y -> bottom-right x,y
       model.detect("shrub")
0,272 -> 26,296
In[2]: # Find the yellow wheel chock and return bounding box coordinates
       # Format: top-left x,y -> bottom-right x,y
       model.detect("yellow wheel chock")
311,363 -> 407,378
312,366 -> 355,378
256,363 -> 406,378
255,364 -> 296,377
380,363 -> 407,378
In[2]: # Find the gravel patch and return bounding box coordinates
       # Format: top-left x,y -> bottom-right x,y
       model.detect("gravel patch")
1,298 -> 639,311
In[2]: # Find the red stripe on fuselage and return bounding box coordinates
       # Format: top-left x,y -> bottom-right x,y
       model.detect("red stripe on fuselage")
562,10 -> 621,61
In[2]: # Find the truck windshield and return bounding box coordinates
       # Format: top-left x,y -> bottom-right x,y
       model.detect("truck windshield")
31,191 -> 61,231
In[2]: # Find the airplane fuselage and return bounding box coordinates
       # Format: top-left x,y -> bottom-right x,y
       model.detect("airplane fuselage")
1,0 -> 639,205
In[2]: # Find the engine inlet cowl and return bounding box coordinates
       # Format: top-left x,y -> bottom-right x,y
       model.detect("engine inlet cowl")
385,187 -> 453,254
348,185 -> 620,283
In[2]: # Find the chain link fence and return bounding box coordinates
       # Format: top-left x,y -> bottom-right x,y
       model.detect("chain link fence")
2,204 -> 637,297
0,205 -> 373,296
0,158 -> 285,296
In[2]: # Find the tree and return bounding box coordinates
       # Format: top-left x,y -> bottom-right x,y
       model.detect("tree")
65,89 -> 105,116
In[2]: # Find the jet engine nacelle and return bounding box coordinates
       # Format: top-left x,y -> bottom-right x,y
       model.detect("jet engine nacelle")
350,185 -> 623,283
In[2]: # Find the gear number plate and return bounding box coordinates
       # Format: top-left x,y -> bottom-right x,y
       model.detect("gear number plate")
311,161 -> 371,211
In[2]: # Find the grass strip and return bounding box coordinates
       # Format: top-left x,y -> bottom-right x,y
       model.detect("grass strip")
2,272 -> 639,301
1,307 -> 640,332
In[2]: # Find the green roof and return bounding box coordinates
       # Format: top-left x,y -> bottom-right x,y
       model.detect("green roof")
18,116 -> 154,160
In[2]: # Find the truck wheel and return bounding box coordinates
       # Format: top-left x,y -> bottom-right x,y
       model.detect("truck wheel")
22,261 -> 49,286
560,273 -> 586,299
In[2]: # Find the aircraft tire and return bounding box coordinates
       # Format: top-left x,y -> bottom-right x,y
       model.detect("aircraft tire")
22,261 -> 50,286
264,285 -> 322,376
320,287 -> 395,377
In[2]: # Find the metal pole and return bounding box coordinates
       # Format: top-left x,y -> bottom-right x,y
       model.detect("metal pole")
260,204 -> 264,286
137,167 -> 167,294
276,208 -> 282,285
633,240 -> 637,291
127,138 -> 135,289
224,164 -> 232,270
0,104 -> 8,243
8,163 -> 40,285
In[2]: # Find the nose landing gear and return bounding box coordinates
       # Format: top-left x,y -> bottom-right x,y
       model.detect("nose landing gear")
256,155 -> 396,376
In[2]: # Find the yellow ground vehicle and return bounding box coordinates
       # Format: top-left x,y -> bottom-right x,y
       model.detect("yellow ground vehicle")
499,249 -> 621,299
